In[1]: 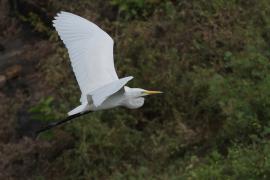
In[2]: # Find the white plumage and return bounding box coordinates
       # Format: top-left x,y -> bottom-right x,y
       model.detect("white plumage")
53,11 -> 119,102
53,11 -> 162,116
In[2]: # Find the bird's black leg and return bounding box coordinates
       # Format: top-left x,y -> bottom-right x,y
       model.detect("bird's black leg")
35,111 -> 92,137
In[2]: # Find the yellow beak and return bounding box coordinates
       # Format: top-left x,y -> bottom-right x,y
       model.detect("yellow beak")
143,90 -> 163,95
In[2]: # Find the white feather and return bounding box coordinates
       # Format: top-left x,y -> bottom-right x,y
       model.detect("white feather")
53,11 -> 119,103
67,103 -> 88,116
90,76 -> 133,107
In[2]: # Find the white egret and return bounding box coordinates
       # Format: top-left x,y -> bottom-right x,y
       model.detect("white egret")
36,11 -> 162,134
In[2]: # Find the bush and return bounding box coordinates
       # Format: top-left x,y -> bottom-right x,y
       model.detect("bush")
12,0 -> 270,179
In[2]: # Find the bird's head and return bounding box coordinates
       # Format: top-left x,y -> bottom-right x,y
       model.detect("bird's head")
123,87 -> 162,109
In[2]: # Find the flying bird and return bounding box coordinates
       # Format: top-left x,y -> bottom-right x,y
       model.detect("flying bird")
36,11 -> 162,134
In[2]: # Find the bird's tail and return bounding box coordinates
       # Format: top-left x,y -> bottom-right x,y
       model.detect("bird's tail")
68,103 -> 88,116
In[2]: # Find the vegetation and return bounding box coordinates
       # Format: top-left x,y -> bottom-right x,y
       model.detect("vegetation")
2,0 -> 270,179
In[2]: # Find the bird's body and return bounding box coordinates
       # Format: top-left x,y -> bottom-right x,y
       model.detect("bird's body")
52,11 -> 161,116
78,86 -> 145,112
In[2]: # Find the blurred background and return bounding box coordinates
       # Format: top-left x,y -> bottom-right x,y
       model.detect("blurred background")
1,0 -> 270,179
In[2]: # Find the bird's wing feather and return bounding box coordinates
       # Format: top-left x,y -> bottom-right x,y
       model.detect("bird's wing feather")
88,76 -> 133,107
53,11 -> 118,103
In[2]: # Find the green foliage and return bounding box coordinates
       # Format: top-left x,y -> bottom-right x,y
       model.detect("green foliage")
111,0 -> 169,20
15,0 -> 270,179
18,12 -> 51,35
186,142 -> 270,179
29,97 -> 60,122
28,97 -> 63,140
185,50 -> 270,143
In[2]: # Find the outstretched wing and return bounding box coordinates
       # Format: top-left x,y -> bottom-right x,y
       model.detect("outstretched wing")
53,11 -> 118,103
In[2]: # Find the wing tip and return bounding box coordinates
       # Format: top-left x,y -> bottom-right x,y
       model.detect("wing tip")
53,11 -> 72,21
52,11 -> 73,28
